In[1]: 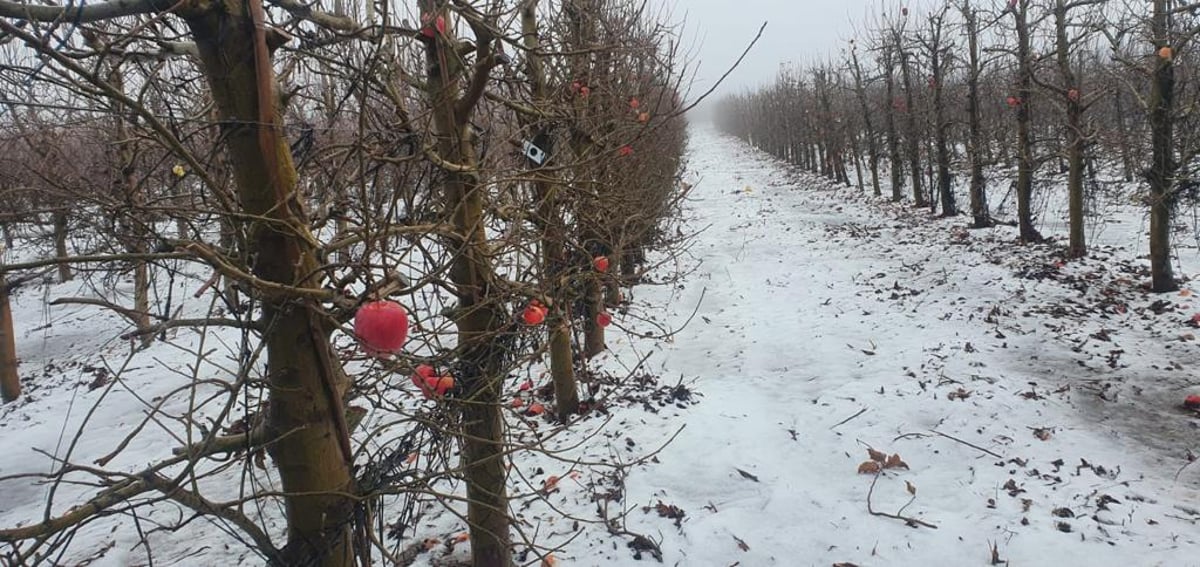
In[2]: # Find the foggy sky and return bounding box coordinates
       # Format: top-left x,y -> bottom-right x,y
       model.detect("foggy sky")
661,0 -> 882,100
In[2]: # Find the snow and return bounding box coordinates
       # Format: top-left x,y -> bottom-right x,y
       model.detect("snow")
3,124 -> 1200,566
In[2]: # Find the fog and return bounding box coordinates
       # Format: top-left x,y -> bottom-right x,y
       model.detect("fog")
660,0 -> 886,104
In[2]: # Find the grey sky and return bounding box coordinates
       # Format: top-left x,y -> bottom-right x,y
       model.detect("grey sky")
660,0 -> 882,99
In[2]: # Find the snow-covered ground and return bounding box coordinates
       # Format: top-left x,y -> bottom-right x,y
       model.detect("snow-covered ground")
3,124 -> 1200,566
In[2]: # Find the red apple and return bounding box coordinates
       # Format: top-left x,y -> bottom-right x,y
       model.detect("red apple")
596,312 -> 613,328
523,304 -> 547,325
593,256 -> 610,272
1185,394 -> 1200,409
1067,88 -> 1080,102
354,300 -> 409,355
630,97 -> 640,110
527,402 -> 545,416
431,375 -> 454,397
618,145 -> 633,157
511,398 -> 525,409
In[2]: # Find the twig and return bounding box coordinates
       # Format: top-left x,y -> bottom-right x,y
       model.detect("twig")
866,473 -> 938,529
830,407 -> 868,430
931,430 -> 1004,459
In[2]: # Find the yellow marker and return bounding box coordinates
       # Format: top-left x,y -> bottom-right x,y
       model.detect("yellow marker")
172,164 -> 186,178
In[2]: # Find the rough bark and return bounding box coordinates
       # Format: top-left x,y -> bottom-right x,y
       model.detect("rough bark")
1054,0 -> 1086,258
52,211 -> 72,282
850,47 -> 881,197
0,274 -> 18,403
184,3 -> 355,565
898,46 -> 925,208
422,2 -> 513,564
521,0 -> 578,420
882,48 -> 904,202
1013,1 -> 1043,242
962,0 -> 991,228
1148,0 -> 1178,292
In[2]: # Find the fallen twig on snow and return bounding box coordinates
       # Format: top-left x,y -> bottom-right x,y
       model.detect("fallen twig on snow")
866,472 -> 938,529
830,407 -> 868,430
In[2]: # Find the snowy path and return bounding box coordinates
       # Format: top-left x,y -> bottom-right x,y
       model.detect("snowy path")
610,126 -> 1200,567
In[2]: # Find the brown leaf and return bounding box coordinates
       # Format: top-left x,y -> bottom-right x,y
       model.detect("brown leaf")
1032,427 -> 1053,441
858,460 -> 882,474
905,480 -> 917,496
867,448 -> 887,463
884,453 -> 909,470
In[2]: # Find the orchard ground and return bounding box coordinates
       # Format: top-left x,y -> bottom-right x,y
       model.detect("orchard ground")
2,125 -> 1200,566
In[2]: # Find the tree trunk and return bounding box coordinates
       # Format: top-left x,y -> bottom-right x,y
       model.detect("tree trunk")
107,62 -> 154,345
899,48 -> 925,208
963,1 -> 990,228
184,4 -> 355,565
1148,0 -> 1178,292
0,274 -> 19,403
521,0 -> 578,420
883,49 -> 904,202
52,211 -> 71,282
1055,0 -> 1086,258
1014,1 -> 1042,242
850,49 -> 881,197
1114,88 -> 1135,183
422,2 -> 513,564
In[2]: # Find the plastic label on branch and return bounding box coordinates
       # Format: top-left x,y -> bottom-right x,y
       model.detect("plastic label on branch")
523,140 -> 548,166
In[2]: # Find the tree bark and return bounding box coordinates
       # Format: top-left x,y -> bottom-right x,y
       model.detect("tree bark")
882,48 -> 905,202
0,274 -> 19,403
52,211 -> 72,282
184,3 -> 355,565
1054,0 -> 1086,258
1013,1 -> 1043,242
422,2 -> 513,564
1148,0 -> 1178,292
898,46 -> 925,208
963,0 -> 990,227
521,0 -> 578,420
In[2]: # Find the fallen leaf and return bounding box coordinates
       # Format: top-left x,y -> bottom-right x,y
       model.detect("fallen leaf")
542,553 -> 557,567
906,480 -> 917,496
543,475 -> 560,492
867,448 -> 887,463
885,453 -> 909,470
452,532 -> 470,543
736,468 -> 760,482
858,461 -> 881,474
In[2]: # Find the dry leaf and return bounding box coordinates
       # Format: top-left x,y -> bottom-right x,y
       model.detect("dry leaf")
543,475 -> 560,492
905,480 -> 917,496
867,448 -> 887,463
858,461 -> 882,474
885,453 -> 909,470
736,468 -> 760,482
1033,427 -> 1053,441
422,538 -> 440,551
452,532 -> 470,543
541,553 -> 557,567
